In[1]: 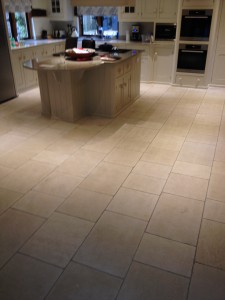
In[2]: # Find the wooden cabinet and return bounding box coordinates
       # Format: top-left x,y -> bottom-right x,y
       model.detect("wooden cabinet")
175,73 -> 205,88
152,44 -> 174,83
48,0 -> 73,21
211,0 -> 225,86
183,0 -> 214,8
119,0 -> 178,22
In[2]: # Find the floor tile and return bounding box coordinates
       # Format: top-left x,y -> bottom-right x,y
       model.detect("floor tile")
142,147 -> 179,166
146,134 -> 185,151
0,165 -> 12,181
13,191 -> 65,218
78,162 -> 132,196
178,141 -> 215,166
57,149 -> 105,177
0,209 -> 44,268
132,161 -> 171,179
34,171 -> 83,198
123,173 -> 166,195
116,137 -> 149,152
135,233 -> 195,277
212,161 -> 225,176
147,193 -> 203,245
107,187 -> 158,221
207,174 -> 225,202
172,161 -> 211,180
104,148 -> 142,167
196,219 -> 225,270
0,149 -> 35,169
117,262 -> 189,300
21,212 -> 93,268
33,150 -> 69,165
0,254 -> 62,300
188,263 -> 225,300
213,141 -> 225,162
0,160 -> 55,193
57,188 -> 112,222
164,173 -> 208,201
46,262 -> 122,300
0,188 -> 22,214
204,199 -> 225,224
74,211 -> 146,277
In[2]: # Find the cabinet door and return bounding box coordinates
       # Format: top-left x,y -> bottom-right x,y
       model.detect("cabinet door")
158,0 -> 178,22
153,46 -> 174,83
119,0 -> 140,21
183,0 -> 214,8
55,42 -> 65,53
123,73 -> 132,106
115,77 -> 124,112
23,49 -> 37,88
141,0 -> 158,19
11,51 -> 25,91
49,0 -> 73,21
212,51 -> 225,86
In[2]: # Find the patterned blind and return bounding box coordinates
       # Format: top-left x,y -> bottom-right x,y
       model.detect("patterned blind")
77,6 -> 118,16
5,0 -> 32,12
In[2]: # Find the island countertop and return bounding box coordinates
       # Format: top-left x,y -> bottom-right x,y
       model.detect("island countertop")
23,49 -> 141,71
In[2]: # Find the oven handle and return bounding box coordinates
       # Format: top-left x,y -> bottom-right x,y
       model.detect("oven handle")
184,16 -> 209,19
181,50 -> 204,53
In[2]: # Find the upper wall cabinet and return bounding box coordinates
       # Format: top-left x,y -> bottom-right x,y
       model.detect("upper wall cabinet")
119,0 -> 178,22
48,0 -> 74,21
183,0 -> 214,8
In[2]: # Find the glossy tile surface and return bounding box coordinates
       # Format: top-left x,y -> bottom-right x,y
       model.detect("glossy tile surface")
0,84 -> 225,299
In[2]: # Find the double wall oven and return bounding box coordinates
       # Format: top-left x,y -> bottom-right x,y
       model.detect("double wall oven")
177,9 -> 213,73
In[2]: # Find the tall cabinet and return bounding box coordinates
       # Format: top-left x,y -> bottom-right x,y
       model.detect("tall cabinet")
211,1 -> 225,86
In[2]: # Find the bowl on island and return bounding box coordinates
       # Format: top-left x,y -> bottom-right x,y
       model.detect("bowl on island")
65,48 -> 95,59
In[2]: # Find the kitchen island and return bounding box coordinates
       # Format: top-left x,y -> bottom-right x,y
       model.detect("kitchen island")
24,50 -> 141,122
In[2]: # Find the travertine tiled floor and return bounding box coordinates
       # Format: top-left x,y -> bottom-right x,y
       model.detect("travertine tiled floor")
0,83 -> 225,299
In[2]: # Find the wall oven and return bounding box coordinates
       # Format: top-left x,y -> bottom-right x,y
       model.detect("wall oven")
155,23 -> 176,41
177,44 -> 208,73
180,9 -> 213,41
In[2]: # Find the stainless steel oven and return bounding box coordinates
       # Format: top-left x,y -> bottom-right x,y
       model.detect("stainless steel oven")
177,44 -> 208,73
180,9 -> 213,41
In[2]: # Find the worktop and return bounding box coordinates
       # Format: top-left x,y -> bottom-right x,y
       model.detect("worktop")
24,50 -> 141,122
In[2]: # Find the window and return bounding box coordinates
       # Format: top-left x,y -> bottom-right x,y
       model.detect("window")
82,15 -> 118,38
6,11 -> 32,40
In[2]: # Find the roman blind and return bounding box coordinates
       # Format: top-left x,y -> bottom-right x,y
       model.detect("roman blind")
4,0 -> 32,12
71,0 -> 135,6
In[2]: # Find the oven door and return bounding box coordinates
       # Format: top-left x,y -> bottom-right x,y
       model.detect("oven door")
177,45 -> 208,72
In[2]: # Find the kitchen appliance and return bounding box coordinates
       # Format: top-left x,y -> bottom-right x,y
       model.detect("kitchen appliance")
180,9 -> 213,41
177,44 -> 208,72
131,25 -> 141,41
41,30 -> 47,39
155,23 -> 176,41
0,1 -> 17,103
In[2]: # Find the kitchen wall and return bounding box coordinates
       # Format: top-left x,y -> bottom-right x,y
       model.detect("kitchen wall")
32,0 -> 52,39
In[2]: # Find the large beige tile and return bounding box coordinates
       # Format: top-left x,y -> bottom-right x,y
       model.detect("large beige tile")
212,161 -> 225,176
178,141 -> 215,166
0,209 -> 44,268
142,147 -> 179,166
135,233 -> 195,277
0,254 -> 62,300
146,134 -> 185,152
172,161 -> 211,180
34,171 -> 83,198
104,148 -> 142,167
164,173 -> 208,201
57,188 -> 112,222
188,263 -> 225,300
107,187 -> 158,221
117,262 -> 189,300
147,193 -> 203,245
46,262 -> 122,300
13,190 -> 65,218
74,211 -> 146,277
46,137 -> 83,154
159,125 -> 190,137
21,212 -> 93,268
194,113 -> 221,126
215,141 -> 225,162
0,165 -> 12,181
0,160 -> 55,193
123,173 -> 166,195
116,137 -> 150,152
78,162 -> 132,196
33,150 -> 69,165
196,219 -> 225,270
186,132 -> 218,145
0,188 -> 22,214
0,133 -> 26,153
204,199 -> 225,224
133,161 -> 171,179
207,174 -> 225,202
57,149 -> 105,177
0,149 -> 34,169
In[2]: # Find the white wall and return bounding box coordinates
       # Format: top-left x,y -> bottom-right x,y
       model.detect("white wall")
31,0 -> 52,39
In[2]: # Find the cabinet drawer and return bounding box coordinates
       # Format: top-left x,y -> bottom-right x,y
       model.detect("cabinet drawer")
176,74 -> 205,88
